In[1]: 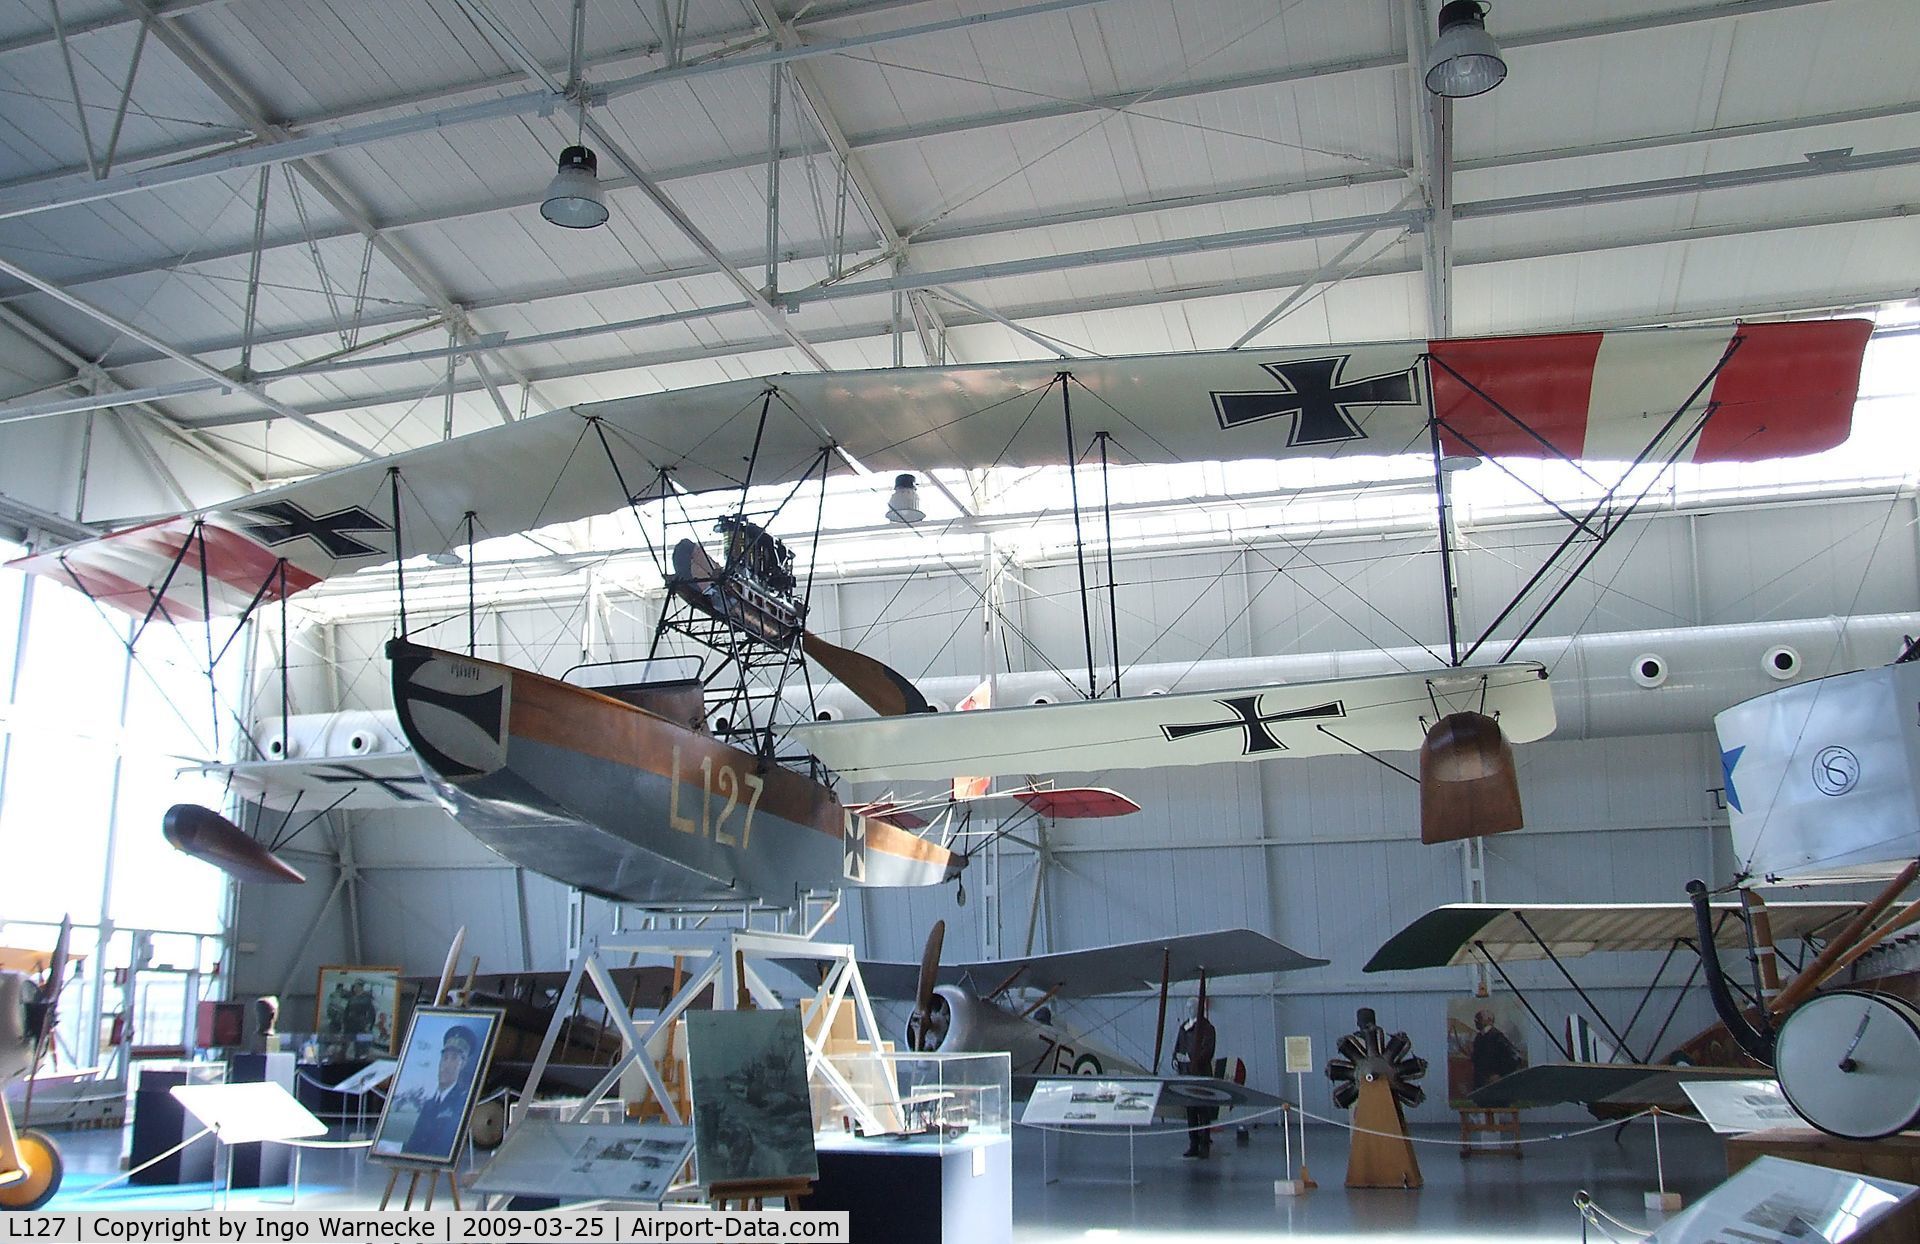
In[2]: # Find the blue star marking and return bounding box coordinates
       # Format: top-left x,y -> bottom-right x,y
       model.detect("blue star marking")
1721,745 -> 1745,814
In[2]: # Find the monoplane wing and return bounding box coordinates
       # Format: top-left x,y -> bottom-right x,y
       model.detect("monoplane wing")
1364,901 -> 1863,972
9,321 -> 1870,618
845,928 -> 1327,1000
1463,1062 -> 1767,1111
788,662 -> 1552,783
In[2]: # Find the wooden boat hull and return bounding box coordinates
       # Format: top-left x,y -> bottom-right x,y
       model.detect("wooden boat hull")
387,641 -> 959,906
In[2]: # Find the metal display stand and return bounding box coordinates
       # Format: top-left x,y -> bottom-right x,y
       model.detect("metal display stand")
516,923 -> 896,1152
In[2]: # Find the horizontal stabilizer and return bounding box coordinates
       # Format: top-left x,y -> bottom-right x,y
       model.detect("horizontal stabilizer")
848,785 -> 1140,826
840,928 -> 1327,1000
789,663 -> 1553,782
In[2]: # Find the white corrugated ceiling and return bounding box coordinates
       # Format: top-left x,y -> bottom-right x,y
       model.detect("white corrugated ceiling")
0,0 -> 1915,514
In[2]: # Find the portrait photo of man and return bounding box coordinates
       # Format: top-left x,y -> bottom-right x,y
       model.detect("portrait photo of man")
371,1007 -> 500,1167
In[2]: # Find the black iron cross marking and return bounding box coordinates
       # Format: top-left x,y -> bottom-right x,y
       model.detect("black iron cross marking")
1161,697 -> 1347,755
313,764 -> 431,802
1212,356 -> 1422,446
240,500 -> 390,559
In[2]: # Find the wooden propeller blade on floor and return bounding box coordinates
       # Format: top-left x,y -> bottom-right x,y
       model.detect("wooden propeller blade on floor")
801,629 -> 931,717
1419,712 -> 1524,845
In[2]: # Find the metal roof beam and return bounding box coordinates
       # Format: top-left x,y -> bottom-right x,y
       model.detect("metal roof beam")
172,198 -> 1917,432
79,133 -> 1920,368
114,0 -> 550,421
0,0 -> 1117,222
442,1 -> 834,372
0,303 -> 260,488
745,0 -> 954,366
0,0 -> 942,193
13,80 -> 1908,317
0,250 -> 374,458
0,0 -> 227,58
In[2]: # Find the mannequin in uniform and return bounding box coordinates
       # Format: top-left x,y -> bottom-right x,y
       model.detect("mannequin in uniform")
1172,996 -> 1218,1158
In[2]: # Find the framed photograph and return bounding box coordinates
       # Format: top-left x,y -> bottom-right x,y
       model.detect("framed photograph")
686,1010 -> 818,1186
315,965 -> 401,1057
1445,994 -> 1530,1108
370,1005 -> 502,1168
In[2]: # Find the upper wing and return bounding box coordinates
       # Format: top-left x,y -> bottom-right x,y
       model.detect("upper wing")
852,928 -> 1327,999
788,663 -> 1553,783
1364,900 -> 1864,972
9,321 -> 1869,619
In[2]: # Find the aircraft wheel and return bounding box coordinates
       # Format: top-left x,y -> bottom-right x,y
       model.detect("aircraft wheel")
469,1099 -> 507,1150
0,1129 -> 63,1210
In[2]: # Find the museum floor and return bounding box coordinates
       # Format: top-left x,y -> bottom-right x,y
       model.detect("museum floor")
38,1116 -> 1729,1239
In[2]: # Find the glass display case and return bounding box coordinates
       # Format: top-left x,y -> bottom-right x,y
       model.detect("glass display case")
815,1050 -> 1010,1152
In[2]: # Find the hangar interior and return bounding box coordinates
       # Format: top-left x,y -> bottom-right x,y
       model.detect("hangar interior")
1,0 -> 1918,1238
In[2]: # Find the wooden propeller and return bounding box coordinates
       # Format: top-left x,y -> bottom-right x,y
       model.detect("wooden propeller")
1418,712 -> 1523,845
906,920 -> 947,1051
801,629 -> 931,717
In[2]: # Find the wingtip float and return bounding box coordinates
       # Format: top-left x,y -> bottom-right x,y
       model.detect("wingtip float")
162,803 -> 308,885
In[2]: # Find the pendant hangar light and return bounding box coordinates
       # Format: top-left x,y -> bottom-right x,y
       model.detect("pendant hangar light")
541,143 -> 609,229
1424,1 -> 1507,98
542,96 -> 609,229
886,474 -> 926,525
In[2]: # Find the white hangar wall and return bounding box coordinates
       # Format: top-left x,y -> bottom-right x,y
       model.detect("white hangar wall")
232,487 -> 1920,1121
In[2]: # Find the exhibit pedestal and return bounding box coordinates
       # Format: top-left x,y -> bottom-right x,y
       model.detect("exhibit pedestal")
227,1053 -> 297,1188
803,1135 -> 1010,1244
129,1067 -> 217,1186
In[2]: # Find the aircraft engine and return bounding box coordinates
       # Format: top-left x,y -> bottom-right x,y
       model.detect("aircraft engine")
1,970 -> 33,1084
911,985 -> 1047,1058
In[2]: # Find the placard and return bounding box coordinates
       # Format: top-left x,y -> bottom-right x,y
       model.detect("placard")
1678,1079 -> 1803,1136
1021,1079 -> 1160,1126
472,1120 -> 695,1204
1646,1155 -> 1916,1243
169,1082 -> 326,1145
1283,1036 -> 1313,1075
332,1058 -> 399,1097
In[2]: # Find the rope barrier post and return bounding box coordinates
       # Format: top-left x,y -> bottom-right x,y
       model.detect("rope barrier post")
1275,1101 -> 1310,1197
1643,1107 -> 1683,1213
1297,1069 -> 1317,1189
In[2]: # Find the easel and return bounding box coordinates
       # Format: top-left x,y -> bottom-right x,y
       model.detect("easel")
376,928 -> 472,1212
378,1156 -> 463,1210
708,1177 -> 814,1211
1457,1108 -> 1521,1159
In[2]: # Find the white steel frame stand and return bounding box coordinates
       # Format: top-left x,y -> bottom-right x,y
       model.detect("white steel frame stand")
514,913 -> 894,1143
